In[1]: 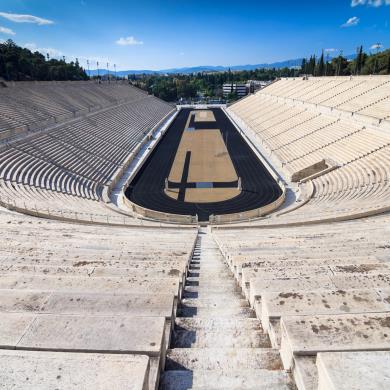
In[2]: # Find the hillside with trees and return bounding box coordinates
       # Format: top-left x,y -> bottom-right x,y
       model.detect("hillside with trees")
302,47 -> 390,76
131,47 -> 390,102
130,67 -> 298,102
0,40 -> 88,81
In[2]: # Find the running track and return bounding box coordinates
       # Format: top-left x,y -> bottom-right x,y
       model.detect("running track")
125,108 -> 282,221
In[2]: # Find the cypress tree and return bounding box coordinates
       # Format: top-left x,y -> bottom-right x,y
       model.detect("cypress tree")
356,46 -> 364,75
301,58 -> 307,74
317,51 -> 325,76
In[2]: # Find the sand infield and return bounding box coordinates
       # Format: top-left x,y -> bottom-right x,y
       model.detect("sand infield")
165,110 -> 240,203
194,110 -> 216,122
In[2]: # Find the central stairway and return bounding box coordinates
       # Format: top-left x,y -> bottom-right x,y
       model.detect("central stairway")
159,228 -> 293,390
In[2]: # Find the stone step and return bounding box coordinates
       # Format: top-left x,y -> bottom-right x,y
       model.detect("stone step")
242,266 -> 330,289
331,273 -> 390,290
316,351 -> 390,390
280,312 -> 390,370
160,369 -> 292,390
0,289 -> 175,319
233,256 -> 382,276
185,277 -> 236,287
0,312 -> 166,357
174,317 -> 263,332
0,263 -> 187,279
172,329 -> 267,348
260,289 -> 390,332
249,276 -> 335,306
0,350 -> 150,390
293,356 -> 317,390
0,275 -> 182,297
190,264 -> 228,270
172,318 -> 269,348
268,319 -> 283,349
182,290 -> 241,300
177,305 -> 255,318
180,297 -> 249,309
165,348 -> 283,371
186,285 -> 240,293
185,285 -> 241,294
188,271 -> 233,278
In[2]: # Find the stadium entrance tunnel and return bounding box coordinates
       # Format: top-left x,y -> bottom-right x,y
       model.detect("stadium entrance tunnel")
125,108 -> 283,222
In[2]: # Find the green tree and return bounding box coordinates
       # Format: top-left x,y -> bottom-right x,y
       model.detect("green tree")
356,46 -> 364,75
316,51 -> 325,76
0,40 -> 88,81
387,53 -> 390,74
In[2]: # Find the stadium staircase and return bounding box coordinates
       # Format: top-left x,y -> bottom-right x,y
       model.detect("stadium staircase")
160,228 -> 292,389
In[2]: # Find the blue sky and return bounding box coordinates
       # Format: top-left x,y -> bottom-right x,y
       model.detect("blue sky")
0,0 -> 389,70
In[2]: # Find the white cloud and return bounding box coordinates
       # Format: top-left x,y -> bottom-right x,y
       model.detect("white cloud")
371,43 -> 383,49
24,43 -> 63,58
24,42 -> 37,50
0,12 -> 54,25
352,0 -> 390,6
325,48 -> 337,53
351,0 -> 366,5
116,36 -> 143,46
0,26 -> 15,35
342,16 -> 360,27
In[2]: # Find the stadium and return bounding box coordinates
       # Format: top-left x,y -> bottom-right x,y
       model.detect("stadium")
1,1 -> 390,390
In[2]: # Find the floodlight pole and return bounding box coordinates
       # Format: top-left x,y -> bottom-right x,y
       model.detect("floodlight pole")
97,61 -> 100,81
107,62 -> 110,83
114,64 -> 117,82
355,47 -> 359,76
337,50 -> 343,77
87,60 -> 90,78
374,43 -> 381,74
326,53 -> 331,76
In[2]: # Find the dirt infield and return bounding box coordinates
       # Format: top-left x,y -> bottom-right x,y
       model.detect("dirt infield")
125,108 -> 282,221
165,118 -> 240,203
168,129 -> 237,182
184,188 -> 240,203
194,110 -> 216,122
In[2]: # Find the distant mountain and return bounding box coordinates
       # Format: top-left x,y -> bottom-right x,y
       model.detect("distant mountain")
88,54 -> 356,76
87,69 -> 157,76
87,58 -> 305,77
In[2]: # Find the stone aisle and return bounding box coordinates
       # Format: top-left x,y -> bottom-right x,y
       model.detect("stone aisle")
159,228 -> 294,390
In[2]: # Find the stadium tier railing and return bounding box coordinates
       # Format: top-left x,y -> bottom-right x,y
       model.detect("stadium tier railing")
209,181 -> 286,224
122,194 -> 198,225
0,191 -> 198,228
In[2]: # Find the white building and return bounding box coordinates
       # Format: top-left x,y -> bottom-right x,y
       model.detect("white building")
222,83 -> 248,98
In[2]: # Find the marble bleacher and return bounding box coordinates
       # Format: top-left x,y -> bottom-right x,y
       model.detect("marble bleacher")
0,208 -> 197,389
2,76 -> 390,389
228,76 -> 390,224
0,81 -> 175,223
213,214 -> 390,389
